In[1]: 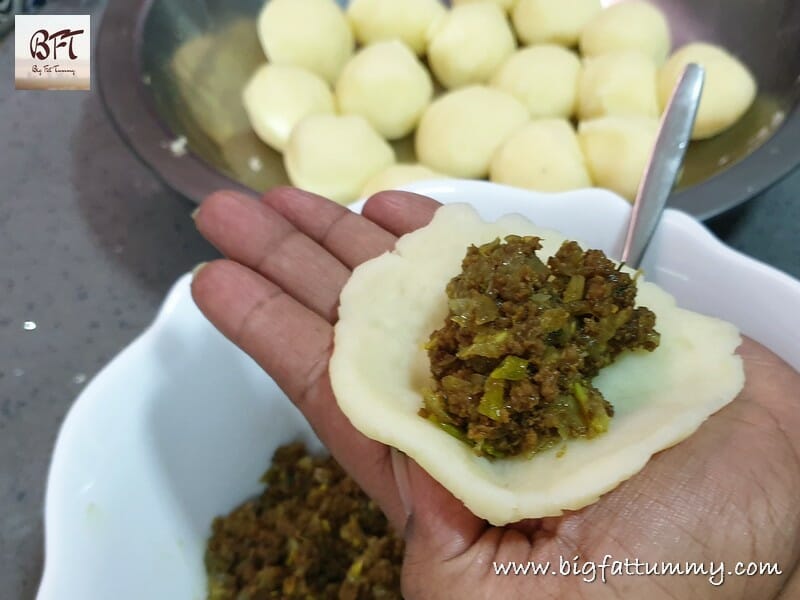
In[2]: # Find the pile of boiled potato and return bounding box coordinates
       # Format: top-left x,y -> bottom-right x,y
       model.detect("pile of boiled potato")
242,0 -> 757,205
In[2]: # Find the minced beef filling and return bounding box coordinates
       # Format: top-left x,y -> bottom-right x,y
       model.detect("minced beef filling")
421,235 -> 661,459
205,443 -> 404,599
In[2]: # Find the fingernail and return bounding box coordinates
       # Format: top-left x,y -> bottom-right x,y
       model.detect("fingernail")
190,207 -> 200,221
191,262 -> 207,279
391,447 -> 413,519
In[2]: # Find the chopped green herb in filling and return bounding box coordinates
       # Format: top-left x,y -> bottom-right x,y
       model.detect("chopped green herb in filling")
421,236 -> 660,459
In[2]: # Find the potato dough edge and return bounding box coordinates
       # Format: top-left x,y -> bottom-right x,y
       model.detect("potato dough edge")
330,203 -> 744,525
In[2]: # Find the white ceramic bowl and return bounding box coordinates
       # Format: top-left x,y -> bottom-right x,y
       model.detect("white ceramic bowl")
38,181 -> 800,600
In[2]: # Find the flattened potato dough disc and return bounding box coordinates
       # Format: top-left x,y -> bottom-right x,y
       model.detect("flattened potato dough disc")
415,86 -> 528,178
258,0 -> 354,85
331,204 -> 744,525
285,114 -> 395,205
243,64 -> 335,152
347,0 -> 446,56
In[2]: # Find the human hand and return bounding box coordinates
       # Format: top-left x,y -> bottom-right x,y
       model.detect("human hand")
191,187 -> 800,599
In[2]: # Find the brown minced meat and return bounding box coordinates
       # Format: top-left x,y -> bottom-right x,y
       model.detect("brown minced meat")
205,443 -> 404,599
421,236 -> 661,459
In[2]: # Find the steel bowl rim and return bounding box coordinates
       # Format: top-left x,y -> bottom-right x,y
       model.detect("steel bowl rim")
97,0 -> 800,217
97,0 -> 253,203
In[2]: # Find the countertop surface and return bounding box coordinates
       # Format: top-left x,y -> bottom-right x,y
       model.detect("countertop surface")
1,3 -> 799,598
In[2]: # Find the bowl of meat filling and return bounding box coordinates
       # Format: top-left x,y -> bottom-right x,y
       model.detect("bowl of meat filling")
38,181 -> 800,599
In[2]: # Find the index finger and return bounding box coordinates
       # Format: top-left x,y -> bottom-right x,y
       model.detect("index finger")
262,187 -> 397,268
263,187 -> 442,265
362,191 -> 441,236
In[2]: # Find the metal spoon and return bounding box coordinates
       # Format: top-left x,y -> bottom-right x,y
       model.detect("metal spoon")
620,64 -> 706,268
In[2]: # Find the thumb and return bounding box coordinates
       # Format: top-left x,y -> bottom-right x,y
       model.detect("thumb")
392,450 -> 485,562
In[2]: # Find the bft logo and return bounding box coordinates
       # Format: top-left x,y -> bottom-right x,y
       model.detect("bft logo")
29,28 -> 85,60
15,14 -> 90,90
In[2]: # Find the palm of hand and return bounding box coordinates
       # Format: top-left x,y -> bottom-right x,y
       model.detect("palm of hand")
191,188 -> 800,600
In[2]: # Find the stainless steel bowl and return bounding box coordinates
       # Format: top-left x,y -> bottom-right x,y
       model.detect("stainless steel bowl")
98,0 -> 800,218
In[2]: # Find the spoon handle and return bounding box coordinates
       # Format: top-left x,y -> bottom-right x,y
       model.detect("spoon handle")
620,63 -> 705,268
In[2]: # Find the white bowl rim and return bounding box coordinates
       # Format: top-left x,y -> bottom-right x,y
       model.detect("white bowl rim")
37,180 -> 800,599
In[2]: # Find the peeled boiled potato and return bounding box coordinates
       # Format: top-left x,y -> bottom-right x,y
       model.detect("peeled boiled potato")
243,64 -> 335,152
490,119 -> 591,192
580,1 -> 671,64
361,164 -> 445,198
578,116 -> 659,201
512,0 -> 601,46
331,203 -> 744,525
257,0 -> 354,85
491,45 -> 581,119
285,114 -> 395,205
452,0 -> 517,11
171,21 -> 264,146
659,43 -> 757,140
416,86 -> 528,178
336,40 -> 433,140
578,51 -> 659,120
427,3 -> 516,89
346,0 -> 446,56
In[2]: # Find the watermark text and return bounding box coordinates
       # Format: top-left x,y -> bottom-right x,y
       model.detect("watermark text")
492,555 -> 782,587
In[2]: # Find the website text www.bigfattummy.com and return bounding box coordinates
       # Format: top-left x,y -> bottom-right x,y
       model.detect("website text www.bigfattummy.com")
492,555 -> 782,587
